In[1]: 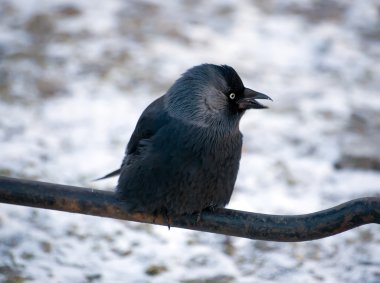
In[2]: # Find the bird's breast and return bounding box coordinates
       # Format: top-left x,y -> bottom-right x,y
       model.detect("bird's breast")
189,128 -> 242,173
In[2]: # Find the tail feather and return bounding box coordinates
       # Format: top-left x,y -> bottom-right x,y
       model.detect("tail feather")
93,168 -> 121,181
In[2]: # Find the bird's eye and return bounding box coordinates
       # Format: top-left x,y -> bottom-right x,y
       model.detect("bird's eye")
229,93 -> 236,100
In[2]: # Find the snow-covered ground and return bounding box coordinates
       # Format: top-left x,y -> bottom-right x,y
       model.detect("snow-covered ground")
1,0 -> 380,282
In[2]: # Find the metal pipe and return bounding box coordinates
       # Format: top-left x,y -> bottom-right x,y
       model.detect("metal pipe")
0,176 -> 379,241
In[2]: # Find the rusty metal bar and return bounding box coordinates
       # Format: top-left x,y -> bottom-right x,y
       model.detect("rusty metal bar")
0,176 -> 379,241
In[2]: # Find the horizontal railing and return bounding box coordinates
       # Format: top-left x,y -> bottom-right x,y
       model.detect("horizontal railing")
0,176 -> 379,241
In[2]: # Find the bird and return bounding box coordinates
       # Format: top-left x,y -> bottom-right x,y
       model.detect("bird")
98,63 -> 271,219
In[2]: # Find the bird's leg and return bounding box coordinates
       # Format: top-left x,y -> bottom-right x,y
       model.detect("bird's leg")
196,211 -> 202,222
152,210 -> 158,224
163,208 -> 171,230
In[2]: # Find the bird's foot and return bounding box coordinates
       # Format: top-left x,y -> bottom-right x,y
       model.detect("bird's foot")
207,203 -> 217,212
196,204 -> 218,222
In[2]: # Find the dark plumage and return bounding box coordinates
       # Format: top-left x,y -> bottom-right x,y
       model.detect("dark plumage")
99,64 -> 271,216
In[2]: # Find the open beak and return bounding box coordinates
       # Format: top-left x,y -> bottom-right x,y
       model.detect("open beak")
237,88 -> 272,110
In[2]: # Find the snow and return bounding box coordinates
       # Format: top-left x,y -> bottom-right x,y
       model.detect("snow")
1,0 -> 380,282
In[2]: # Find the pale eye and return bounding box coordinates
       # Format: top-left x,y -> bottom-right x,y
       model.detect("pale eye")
229,93 -> 236,100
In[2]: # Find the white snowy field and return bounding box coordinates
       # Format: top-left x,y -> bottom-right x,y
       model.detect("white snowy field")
1,0 -> 380,282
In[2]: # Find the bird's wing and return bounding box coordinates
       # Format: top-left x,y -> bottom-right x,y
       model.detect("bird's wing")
95,95 -> 169,181
126,95 -> 168,156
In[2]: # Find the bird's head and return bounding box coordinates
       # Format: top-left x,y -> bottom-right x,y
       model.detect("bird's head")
165,64 -> 272,127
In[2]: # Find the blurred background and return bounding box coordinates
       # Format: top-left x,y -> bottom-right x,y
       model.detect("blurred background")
1,0 -> 380,282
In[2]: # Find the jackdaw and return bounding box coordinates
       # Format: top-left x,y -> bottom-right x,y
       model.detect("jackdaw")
98,64 -> 271,216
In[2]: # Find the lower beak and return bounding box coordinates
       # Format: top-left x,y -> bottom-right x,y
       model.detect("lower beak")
237,88 -> 272,110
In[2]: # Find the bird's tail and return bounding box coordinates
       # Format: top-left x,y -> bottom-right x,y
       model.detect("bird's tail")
93,168 -> 121,181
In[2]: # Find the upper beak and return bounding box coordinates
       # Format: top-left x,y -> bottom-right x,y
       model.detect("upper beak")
237,88 -> 272,110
